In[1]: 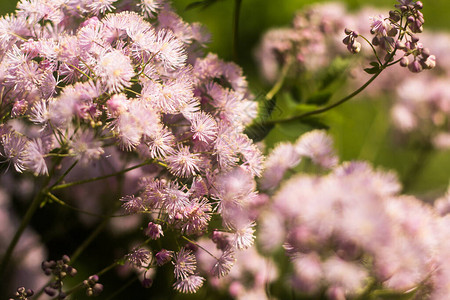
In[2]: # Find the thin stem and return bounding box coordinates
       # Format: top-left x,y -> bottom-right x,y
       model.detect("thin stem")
48,159 -> 78,190
181,236 -> 219,260
105,276 -> 139,300
65,238 -> 153,296
70,217 -> 110,264
265,57 -> 292,101
65,62 -> 93,80
232,0 -> 243,61
0,191 -> 43,279
266,68 -> 383,125
46,192 -> 124,218
124,88 -> 141,96
359,34 -> 382,65
50,160 -> 153,191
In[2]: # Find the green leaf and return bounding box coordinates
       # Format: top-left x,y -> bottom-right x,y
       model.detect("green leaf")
364,61 -> 381,74
244,122 -> 275,142
364,66 -> 380,74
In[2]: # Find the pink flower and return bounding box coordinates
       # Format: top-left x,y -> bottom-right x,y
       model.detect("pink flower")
295,129 -> 338,168
212,248 -> 235,277
189,112 -> 218,143
173,248 -> 197,279
166,145 -> 201,178
96,49 -> 135,93
173,274 -> 205,293
0,130 -> 27,173
144,222 -> 164,239
139,0 -> 165,18
87,0 -> 117,15
23,138 -> 48,176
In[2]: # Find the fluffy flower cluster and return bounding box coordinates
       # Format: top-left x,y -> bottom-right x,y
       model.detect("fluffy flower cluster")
255,2 -> 347,83
0,0 -> 262,294
255,130 -> 450,299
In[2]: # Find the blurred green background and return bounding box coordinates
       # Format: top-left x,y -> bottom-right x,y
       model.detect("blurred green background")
0,0 -> 448,194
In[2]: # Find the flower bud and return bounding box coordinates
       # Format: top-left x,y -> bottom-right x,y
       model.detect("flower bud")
344,28 -> 352,35
387,27 -> 398,37
342,36 -> 351,45
408,59 -> 423,73
92,283 -> 104,295
62,255 -> 71,264
396,40 -> 406,50
142,278 -> 153,288
44,287 -> 56,297
155,249 -> 173,266
400,56 -> 409,67
372,36 -> 380,46
144,222 -> 163,240
422,55 -> 436,69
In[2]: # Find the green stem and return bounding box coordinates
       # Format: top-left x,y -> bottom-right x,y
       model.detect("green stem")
266,68 -> 383,125
70,217 -> 110,264
182,236 -> 219,260
46,192 -> 124,218
50,160 -> 153,191
65,238 -> 153,296
265,57 -> 292,101
232,0 -> 243,61
105,276 -> 139,300
359,34 -> 382,65
48,160 -> 78,190
0,191 -> 44,279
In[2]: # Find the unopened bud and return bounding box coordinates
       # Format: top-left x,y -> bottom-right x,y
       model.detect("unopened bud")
342,36 -> 351,45
400,56 -> 409,67
422,55 -> 436,69
396,40 -> 406,50
387,27 -> 398,37
415,1 -> 423,9
92,283 -> 103,295
408,59 -> 423,73
351,41 -> 361,54
372,36 -> 380,46
421,48 -> 430,58
142,278 -> 153,288
44,287 -> 56,297
389,10 -> 401,22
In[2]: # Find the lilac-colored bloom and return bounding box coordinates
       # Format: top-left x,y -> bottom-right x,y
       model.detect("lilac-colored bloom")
139,0 -> 165,18
23,138 -> 48,176
189,112 -> 218,143
166,145 -> 201,178
295,129 -> 338,168
87,0 -> 117,15
144,222 -> 164,239
0,131 -> 28,173
126,248 -> 151,268
155,249 -> 173,266
212,248 -> 235,277
69,130 -> 104,165
96,49 -> 135,93
173,274 -> 204,293
173,248 -> 197,279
